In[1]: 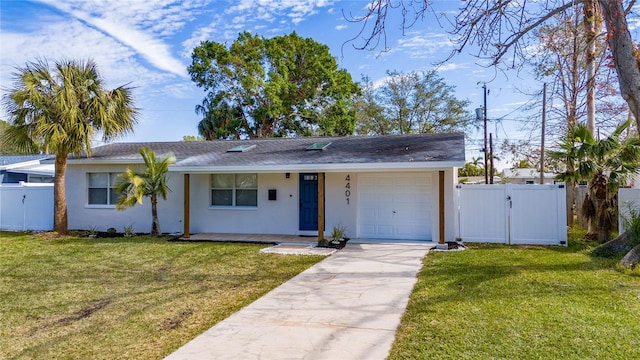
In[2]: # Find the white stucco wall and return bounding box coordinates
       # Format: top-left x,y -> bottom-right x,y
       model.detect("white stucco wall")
66,166 -> 458,241
324,172 -> 357,238
189,172 -> 299,234
188,172 -> 358,236
66,164 -> 184,234
439,169 -> 457,242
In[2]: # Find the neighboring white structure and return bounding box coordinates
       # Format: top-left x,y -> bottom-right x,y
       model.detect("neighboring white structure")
65,134 -> 464,242
502,168 -> 556,184
619,188 -> 640,233
629,173 -> 640,189
0,155 -> 54,184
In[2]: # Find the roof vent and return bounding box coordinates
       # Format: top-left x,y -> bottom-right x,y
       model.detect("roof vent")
227,144 -> 256,153
306,142 -> 331,151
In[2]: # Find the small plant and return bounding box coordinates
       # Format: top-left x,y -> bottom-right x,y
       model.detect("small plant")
123,224 -> 135,238
315,225 -> 349,249
621,204 -> 640,246
106,227 -> 117,237
87,226 -> 98,238
330,225 -> 346,243
317,238 -> 330,247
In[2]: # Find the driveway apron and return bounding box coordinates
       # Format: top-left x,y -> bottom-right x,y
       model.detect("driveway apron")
164,243 -> 431,360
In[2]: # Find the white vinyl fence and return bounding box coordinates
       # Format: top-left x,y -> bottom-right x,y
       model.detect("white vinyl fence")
0,182 -> 54,231
619,188 -> 640,233
457,183 -> 567,246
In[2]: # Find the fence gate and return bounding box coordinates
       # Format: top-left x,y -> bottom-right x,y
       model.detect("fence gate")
0,183 -> 54,231
457,184 -> 567,246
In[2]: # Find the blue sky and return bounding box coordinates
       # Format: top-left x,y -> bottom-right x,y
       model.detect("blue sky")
0,0 -> 542,163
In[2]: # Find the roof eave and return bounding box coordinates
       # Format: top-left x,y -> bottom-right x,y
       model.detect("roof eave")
67,159 -> 147,165
0,159 -> 46,170
171,161 -> 463,173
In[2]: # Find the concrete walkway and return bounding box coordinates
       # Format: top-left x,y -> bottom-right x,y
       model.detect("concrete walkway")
164,243 -> 432,360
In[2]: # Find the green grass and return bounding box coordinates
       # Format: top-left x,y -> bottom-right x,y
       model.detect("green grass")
389,230 -> 640,359
0,231 -> 323,359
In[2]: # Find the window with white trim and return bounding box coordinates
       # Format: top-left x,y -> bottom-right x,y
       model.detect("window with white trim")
88,173 -> 120,205
211,174 -> 258,207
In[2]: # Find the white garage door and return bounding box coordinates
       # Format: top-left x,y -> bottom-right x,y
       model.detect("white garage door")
357,173 -> 432,240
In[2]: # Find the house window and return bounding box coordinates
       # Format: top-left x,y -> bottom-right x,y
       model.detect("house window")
211,174 -> 257,207
27,175 -> 53,183
88,173 -> 120,205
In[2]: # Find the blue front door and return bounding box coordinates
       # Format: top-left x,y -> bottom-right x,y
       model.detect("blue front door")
299,173 -> 319,231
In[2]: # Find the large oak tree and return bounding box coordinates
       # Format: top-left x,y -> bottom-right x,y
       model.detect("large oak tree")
189,32 -> 360,139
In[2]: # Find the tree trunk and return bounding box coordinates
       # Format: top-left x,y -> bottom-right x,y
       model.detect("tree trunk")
151,193 -> 160,236
598,226 -> 611,243
53,154 -> 68,234
584,192 -> 599,237
584,0 -> 599,134
566,180 -> 575,227
600,0 -> 640,134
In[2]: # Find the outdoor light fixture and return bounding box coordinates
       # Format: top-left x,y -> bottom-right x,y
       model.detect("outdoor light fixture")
285,172 -> 290,179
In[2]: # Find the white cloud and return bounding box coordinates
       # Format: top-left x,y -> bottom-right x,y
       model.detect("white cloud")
435,62 -> 469,72
0,21 -> 171,119
182,0 -> 338,58
181,16 -> 223,59
335,24 -> 347,31
397,32 -> 454,59
34,0 -> 193,77
371,76 -> 391,89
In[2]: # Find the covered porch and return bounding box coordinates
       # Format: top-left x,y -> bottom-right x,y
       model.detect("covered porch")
180,170 -> 450,246
178,232 -> 436,246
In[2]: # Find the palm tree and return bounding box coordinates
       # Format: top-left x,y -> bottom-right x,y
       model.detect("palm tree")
115,148 -> 176,236
470,156 -> 484,168
196,98 -> 244,140
550,120 -> 640,241
1,59 -> 138,233
549,125 -> 586,228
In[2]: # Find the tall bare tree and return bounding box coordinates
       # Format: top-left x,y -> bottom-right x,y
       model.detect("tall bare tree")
346,0 -> 640,134
584,0 -> 602,134
355,70 -> 472,135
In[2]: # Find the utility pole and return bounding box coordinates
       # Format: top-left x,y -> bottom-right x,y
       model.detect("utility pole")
482,84 -> 488,184
489,133 -> 494,184
540,83 -> 547,185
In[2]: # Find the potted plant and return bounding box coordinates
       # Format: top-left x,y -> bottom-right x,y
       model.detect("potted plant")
330,225 -> 346,244
329,225 -> 349,249
316,225 -> 349,249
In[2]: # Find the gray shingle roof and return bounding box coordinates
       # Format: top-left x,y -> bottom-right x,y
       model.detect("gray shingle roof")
72,133 -> 464,169
0,155 -> 54,168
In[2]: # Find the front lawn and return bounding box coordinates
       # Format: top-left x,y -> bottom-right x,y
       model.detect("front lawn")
389,232 -> 640,359
0,232 -> 323,359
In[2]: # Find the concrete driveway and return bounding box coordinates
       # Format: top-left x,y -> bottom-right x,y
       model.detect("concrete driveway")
164,243 -> 432,360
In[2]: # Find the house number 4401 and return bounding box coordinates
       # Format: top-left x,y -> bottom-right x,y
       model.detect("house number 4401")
345,175 -> 351,205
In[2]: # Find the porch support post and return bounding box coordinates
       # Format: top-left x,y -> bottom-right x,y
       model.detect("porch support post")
183,173 -> 190,239
439,170 -> 445,245
318,172 -> 325,241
